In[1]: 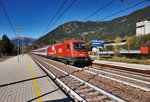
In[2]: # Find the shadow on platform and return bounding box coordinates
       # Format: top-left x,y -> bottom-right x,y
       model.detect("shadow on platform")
0,75 -> 47,88
27,88 -> 71,102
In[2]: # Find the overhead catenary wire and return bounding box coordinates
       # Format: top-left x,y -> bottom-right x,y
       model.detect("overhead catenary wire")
83,0 -> 115,21
121,0 -> 134,6
40,0 -> 149,41
100,0 -> 148,21
41,0 -> 68,36
44,0 -> 76,34
0,0 -> 17,36
79,0 -> 149,41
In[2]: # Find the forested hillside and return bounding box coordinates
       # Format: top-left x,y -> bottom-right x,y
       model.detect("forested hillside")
35,6 -> 150,44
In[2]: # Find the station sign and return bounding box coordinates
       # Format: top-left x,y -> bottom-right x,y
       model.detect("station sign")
92,40 -> 104,47
140,47 -> 148,54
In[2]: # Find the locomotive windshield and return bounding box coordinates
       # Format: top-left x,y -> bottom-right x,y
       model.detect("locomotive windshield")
73,43 -> 86,51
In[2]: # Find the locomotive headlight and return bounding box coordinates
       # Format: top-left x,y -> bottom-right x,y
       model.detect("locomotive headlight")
85,57 -> 90,61
85,57 -> 88,61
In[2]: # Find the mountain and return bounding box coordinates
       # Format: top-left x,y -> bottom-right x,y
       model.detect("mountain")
35,6 -> 150,44
10,37 -> 37,47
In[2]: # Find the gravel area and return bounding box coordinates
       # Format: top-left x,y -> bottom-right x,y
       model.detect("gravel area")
87,68 -> 150,88
32,55 -> 117,102
91,65 -> 150,82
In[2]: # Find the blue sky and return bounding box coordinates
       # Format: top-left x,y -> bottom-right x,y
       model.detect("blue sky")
0,0 -> 150,39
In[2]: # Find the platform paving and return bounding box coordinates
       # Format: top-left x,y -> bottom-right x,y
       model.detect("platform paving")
93,60 -> 150,70
0,54 -> 70,102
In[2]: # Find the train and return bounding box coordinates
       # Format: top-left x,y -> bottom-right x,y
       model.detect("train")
32,39 -> 91,66
97,47 -> 149,59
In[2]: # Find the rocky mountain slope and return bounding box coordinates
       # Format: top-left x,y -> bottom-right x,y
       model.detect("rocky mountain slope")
10,37 -> 36,47
35,6 -> 150,44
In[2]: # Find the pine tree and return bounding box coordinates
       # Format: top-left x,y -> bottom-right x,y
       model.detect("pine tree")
1,34 -> 13,55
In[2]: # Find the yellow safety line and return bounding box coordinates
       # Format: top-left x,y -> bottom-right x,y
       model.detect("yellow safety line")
27,56 -> 42,102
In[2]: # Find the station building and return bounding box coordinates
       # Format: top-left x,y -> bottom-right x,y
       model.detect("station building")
136,20 -> 150,36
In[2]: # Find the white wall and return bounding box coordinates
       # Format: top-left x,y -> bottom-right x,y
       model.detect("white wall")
136,20 -> 150,36
145,21 -> 150,34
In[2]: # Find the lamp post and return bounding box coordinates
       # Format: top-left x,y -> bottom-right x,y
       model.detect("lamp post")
22,38 -> 24,56
15,27 -> 23,62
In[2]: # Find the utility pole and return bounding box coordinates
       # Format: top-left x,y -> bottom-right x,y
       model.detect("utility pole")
15,27 -> 23,62
17,31 -> 20,62
83,35 -> 85,42
22,38 -> 24,56
80,32 -> 87,42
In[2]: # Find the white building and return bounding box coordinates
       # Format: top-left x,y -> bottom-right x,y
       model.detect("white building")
136,20 -> 150,36
104,39 -> 126,47
92,47 -> 99,52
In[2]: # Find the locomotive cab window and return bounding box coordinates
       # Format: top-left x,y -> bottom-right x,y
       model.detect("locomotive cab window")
73,43 -> 86,51
67,44 -> 70,49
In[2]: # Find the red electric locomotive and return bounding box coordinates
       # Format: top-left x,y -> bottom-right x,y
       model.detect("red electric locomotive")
33,39 -> 91,66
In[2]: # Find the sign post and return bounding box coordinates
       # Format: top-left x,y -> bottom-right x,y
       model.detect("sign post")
98,49 -> 99,60
92,40 -> 104,60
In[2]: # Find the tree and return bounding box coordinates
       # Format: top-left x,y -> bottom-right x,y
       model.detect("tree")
105,45 -> 113,51
13,45 -> 18,55
60,37 -> 70,43
26,45 -> 38,53
42,39 -> 57,46
1,34 -> 14,55
86,41 -> 92,51
114,37 -> 122,56
126,37 -> 133,50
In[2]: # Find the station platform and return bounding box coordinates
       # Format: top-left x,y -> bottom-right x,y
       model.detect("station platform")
0,54 -> 70,102
93,60 -> 150,71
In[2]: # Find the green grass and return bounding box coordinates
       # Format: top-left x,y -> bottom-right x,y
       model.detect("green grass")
90,56 -> 150,65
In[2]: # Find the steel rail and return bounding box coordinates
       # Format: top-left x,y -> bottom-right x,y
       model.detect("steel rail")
34,56 -> 127,102
83,69 -> 150,92
42,58 -> 150,91
92,62 -> 150,76
30,56 -> 87,102
68,65 -> 150,92
86,67 -> 150,85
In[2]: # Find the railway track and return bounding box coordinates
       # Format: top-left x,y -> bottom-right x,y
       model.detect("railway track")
31,54 -> 150,102
92,62 -> 150,75
91,64 -> 150,82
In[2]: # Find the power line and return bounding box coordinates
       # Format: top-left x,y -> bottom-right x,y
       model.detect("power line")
80,0 -> 149,41
0,0 -> 17,36
83,0 -> 115,21
45,0 -> 76,34
41,0 -> 68,36
121,0 -> 134,6
100,0 -> 148,21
